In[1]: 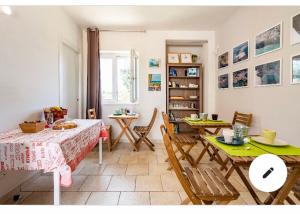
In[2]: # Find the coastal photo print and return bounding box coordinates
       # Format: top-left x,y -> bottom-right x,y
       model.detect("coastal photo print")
255,23 -> 281,56
148,74 -> 161,91
291,13 -> 300,45
233,41 -> 249,64
218,52 -> 229,69
255,60 -> 281,86
218,73 -> 229,89
148,58 -> 160,68
292,54 -> 300,84
233,68 -> 248,88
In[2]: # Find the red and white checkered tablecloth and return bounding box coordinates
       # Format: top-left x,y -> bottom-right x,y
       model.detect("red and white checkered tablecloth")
0,119 -> 107,187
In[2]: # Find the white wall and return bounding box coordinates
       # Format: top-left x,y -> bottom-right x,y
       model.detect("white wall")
215,7 -> 300,146
99,31 -> 215,142
0,6 -> 81,199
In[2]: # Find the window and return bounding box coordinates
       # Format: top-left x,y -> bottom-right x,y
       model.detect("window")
100,50 -> 138,104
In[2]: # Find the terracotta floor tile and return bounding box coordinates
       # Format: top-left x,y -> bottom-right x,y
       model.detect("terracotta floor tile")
102,164 -> 127,175
61,192 -> 91,205
161,174 -> 183,191
21,176 -> 53,192
61,176 -> 87,192
149,163 -> 172,175
21,192 -> 53,205
118,192 -> 150,205
107,176 -> 136,191
86,192 -> 120,205
150,192 -> 181,205
135,175 -> 162,191
78,163 -> 106,175
126,164 -> 149,175
79,176 -> 111,191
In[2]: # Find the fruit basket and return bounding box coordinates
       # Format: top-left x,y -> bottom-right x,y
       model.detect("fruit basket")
44,106 -> 68,124
19,121 -> 46,133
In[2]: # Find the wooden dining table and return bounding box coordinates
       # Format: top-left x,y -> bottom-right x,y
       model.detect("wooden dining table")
108,114 -> 139,151
184,117 -> 232,168
204,136 -> 300,205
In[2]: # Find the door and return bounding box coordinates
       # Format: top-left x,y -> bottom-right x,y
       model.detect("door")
60,43 -> 79,119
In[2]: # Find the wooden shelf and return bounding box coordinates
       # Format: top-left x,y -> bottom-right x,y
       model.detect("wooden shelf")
167,63 -> 202,67
169,87 -> 199,90
169,76 -> 199,79
169,108 -> 199,111
169,98 -> 199,101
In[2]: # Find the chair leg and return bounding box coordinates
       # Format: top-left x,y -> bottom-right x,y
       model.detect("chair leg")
145,137 -> 155,147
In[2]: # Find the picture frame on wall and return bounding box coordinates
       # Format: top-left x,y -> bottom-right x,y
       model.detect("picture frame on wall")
168,53 -> 179,63
233,41 -> 249,64
148,74 -> 161,91
255,23 -> 282,57
218,73 -> 229,89
254,59 -> 281,87
291,12 -> 300,45
180,53 -> 192,63
233,68 -> 248,88
291,54 -> 300,84
218,51 -> 229,69
148,58 -> 160,68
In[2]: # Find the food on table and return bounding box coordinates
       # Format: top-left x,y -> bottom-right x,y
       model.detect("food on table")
52,121 -> 77,130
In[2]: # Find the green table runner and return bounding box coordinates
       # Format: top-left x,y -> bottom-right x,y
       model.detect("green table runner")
205,136 -> 268,157
184,117 -> 229,125
249,139 -> 300,156
205,136 -> 300,157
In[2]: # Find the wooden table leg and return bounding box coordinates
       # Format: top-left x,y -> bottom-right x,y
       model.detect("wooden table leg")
118,118 -> 138,151
111,119 -> 128,149
272,167 -> 300,205
195,140 -> 211,164
209,145 -> 228,171
224,165 -> 235,179
233,164 -> 263,205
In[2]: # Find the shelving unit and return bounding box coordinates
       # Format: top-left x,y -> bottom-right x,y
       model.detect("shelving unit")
166,63 -> 203,134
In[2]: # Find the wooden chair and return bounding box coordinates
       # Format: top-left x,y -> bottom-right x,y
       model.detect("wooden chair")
88,108 -> 112,152
162,132 -> 240,205
232,111 -> 253,127
162,112 -> 197,167
133,108 -> 158,151
87,108 -> 97,119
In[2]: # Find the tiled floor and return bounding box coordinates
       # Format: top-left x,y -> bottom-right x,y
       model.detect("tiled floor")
3,142 -> 299,205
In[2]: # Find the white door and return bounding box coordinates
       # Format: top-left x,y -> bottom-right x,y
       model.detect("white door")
60,43 -> 79,119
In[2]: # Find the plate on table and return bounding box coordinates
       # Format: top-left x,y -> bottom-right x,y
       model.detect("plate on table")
216,136 -> 244,146
113,113 -> 122,116
189,118 -> 201,122
251,136 -> 288,147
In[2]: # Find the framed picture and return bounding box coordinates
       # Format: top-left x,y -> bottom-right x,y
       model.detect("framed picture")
168,53 -> 179,63
291,54 -> 300,84
180,53 -> 192,63
255,23 -> 282,57
186,68 -> 199,77
233,41 -> 249,64
148,74 -> 161,91
254,59 -> 281,87
148,58 -> 160,68
291,12 -> 300,45
218,52 -> 229,69
218,73 -> 229,89
233,68 -> 248,88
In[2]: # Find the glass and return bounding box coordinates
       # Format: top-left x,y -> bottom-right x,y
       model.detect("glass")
233,124 -> 249,141
100,58 -> 113,100
117,56 -> 131,103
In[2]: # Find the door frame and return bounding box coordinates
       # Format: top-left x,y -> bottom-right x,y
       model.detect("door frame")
58,39 -> 81,118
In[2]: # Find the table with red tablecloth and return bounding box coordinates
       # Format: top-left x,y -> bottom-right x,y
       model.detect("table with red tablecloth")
0,119 -> 107,205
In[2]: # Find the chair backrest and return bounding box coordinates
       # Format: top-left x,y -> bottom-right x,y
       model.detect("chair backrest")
162,133 -> 201,204
232,111 -> 252,127
146,108 -> 158,132
161,112 -> 175,136
88,108 -> 97,119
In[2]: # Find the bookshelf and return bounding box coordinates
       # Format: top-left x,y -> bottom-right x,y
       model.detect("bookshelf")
166,63 -> 203,134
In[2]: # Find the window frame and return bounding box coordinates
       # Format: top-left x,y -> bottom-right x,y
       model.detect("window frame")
100,51 -> 139,105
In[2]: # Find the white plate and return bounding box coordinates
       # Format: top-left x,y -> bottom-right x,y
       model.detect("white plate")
251,136 -> 288,147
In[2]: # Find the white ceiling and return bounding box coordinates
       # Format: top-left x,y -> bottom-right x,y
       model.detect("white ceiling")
63,6 -> 239,31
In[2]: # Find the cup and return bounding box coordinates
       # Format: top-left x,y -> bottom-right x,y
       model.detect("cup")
190,114 -> 198,120
223,129 -> 234,143
212,114 -> 218,120
233,124 -> 249,142
201,113 -> 208,121
262,129 -> 276,144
